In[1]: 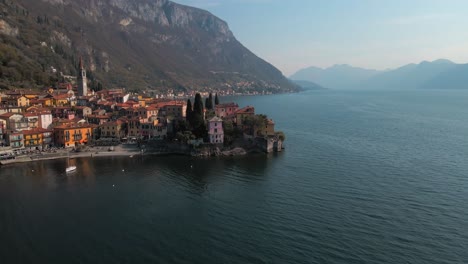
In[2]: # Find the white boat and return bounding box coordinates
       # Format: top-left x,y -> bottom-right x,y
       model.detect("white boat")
66,165 -> 77,173
66,152 -> 76,173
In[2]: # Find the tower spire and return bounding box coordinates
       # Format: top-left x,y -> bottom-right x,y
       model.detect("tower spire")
79,56 -> 84,70
77,55 -> 88,96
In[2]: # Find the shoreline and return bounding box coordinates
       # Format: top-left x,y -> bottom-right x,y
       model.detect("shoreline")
0,146 -> 143,166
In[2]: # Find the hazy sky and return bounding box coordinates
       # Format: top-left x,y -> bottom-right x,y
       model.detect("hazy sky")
173,0 -> 468,76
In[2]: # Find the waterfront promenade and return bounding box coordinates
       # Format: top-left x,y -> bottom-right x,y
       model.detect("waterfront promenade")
0,145 -> 142,165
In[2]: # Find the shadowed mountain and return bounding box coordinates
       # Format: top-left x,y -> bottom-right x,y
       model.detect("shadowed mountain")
291,80 -> 326,90
0,0 -> 298,93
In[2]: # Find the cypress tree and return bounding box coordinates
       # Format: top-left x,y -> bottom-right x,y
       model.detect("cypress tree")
186,99 -> 193,123
215,93 -> 219,105
205,97 -> 210,110
207,93 -> 213,110
192,93 -> 205,134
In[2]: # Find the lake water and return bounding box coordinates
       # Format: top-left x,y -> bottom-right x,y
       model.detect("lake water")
1,90 -> 468,263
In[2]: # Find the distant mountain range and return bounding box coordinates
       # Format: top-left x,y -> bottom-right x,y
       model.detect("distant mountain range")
290,59 -> 468,90
290,64 -> 380,90
0,0 -> 298,93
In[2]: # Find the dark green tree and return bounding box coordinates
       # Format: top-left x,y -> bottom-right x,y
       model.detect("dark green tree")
191,93 -> 206,137
186,99 -> 193,123
193,93 -> 204,116
215,93 -> 219,105
207,93 -> 213,110
205,97 -> 210,110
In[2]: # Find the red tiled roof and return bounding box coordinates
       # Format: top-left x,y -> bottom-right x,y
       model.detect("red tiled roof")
235,106 -> 255,114
22,128 -> 53,135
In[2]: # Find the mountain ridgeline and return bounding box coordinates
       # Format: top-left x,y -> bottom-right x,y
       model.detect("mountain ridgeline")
0,0 -> 298,93
291,59 -> 468,90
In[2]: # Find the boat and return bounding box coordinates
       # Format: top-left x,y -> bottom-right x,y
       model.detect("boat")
66,152 -> 76,173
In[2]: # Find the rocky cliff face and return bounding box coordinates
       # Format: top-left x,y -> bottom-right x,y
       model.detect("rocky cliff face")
0,0 -> 297,92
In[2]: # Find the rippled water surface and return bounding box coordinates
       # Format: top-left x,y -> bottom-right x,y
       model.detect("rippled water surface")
1,90 -> 468,263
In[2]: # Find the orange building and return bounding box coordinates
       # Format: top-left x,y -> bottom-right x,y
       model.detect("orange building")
53,123 -> 94,148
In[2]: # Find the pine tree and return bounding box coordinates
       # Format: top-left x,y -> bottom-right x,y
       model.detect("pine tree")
215,93 -> 219,105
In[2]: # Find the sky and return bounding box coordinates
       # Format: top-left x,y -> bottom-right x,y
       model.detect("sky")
173,0 -> 468,76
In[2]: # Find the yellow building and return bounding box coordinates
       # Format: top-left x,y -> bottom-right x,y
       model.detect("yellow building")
38,98 -> 53,107
5,95 -> 30,107
53,94 -> 70,106
23,129 -> 52,148
53,123 -> 94,148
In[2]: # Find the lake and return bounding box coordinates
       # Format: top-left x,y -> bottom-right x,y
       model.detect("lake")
1,90 -> 468,263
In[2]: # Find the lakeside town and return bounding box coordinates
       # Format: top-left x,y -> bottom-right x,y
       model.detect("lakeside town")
0,59 -> 285,164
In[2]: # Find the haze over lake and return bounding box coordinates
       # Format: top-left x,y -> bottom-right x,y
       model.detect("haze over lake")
1,90 -> 468,263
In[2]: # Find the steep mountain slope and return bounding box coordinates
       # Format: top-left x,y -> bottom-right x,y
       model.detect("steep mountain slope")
290,64 -> 380,89
0,0 -> 298,92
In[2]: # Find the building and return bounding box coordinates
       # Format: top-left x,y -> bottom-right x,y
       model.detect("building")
6,130 -> 24,148
24,112 -> 40,129
87,114 -> 112,125
74,106 -> 92,118
257,119 -> 275,137
23,128 -> 53,149
155,101 -> 186,120
77,57 -> 88,97
53,123 -> 94,148
38,110 -> 53,129
99,120 -> 125,139
208,116 -> 224,144
139,121 -> 166,139
215,102 -> 239,118
3,95 -> 30,108
234,106 -> 255,126
0,113 -> 29,131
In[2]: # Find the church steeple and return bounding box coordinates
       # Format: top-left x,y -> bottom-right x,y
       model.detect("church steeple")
77,56 -> 88,96
79,56 -> 84,70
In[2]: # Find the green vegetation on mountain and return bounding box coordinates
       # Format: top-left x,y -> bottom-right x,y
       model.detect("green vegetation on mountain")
0,0 -> 298,93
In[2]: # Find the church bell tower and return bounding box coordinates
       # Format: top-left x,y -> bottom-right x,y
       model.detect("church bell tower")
77,57 -> 88,96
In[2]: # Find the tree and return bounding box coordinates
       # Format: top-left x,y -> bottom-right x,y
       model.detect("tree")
205,97 -> 210,110
215,93 -> 219,105
191,93 -> 205,135
186,99 -> 193,123
206,93 -> 213,110
193,93 -> 204,116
